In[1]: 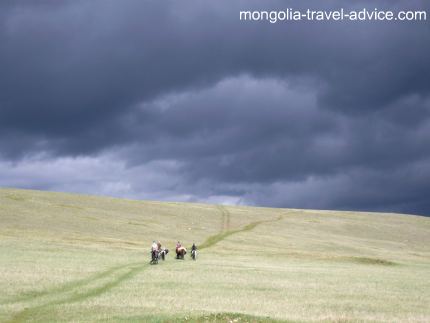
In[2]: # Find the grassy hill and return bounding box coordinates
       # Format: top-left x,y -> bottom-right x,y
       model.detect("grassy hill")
0,188 -> 429,322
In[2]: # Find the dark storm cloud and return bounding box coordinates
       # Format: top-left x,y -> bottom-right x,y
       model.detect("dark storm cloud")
0,0 -> 429,215
122,77 -> 430,185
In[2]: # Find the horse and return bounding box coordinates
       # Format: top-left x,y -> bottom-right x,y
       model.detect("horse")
150,249 -> 159,264
159,248 -> 169,261
176,246 -> 187,259
191,249 -> 197,261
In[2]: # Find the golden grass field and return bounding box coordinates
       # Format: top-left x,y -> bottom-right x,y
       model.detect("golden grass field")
0,188 -> 429,322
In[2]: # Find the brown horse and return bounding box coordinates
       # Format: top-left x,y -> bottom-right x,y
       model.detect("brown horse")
176,246 -> 187,259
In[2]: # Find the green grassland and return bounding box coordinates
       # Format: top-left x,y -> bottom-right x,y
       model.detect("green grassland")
0,188 -> 429,322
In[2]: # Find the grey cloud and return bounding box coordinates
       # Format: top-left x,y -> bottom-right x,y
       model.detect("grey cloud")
120,77 -> 430,183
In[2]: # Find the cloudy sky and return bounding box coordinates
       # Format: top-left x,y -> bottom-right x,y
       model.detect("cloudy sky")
0,0 -> 429,215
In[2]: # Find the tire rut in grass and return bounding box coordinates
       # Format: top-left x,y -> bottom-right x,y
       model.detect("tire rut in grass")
2,261 -> 141,305
217,205 -> 231,232
199,213 -> 283,250
6,262 -> 148,323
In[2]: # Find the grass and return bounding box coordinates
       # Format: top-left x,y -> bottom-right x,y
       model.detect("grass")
0,188 -> 429,322
109,312 -> 288,322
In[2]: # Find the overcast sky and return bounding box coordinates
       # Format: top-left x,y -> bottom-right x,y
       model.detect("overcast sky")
0,0 -> 429,216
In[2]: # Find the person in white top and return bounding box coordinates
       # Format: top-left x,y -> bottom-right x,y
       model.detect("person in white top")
151,240 -> 158,251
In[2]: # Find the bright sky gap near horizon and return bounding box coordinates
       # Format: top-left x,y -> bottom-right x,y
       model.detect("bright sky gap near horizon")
0,0 -> 429,216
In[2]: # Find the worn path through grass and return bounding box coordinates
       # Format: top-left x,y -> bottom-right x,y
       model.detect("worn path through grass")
5,262 -> 148,323
200,208 -> 283,250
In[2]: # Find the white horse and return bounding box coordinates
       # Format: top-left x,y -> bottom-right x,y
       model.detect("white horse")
191,249 -> 197,260
159,248 -> 169,261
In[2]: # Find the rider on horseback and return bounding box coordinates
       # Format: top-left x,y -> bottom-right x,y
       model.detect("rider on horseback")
191,243 -> 197,260
152,240 -> 158,252
176,241 -> 182,254
150,240 -> 159,264
176,241 -> 187,259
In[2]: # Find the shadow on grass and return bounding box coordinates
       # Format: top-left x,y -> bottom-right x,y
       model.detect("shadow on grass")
347,256 -> 397,266
5,194 -> 26,202
112,312 -> 291,323
278,251 -> 398,266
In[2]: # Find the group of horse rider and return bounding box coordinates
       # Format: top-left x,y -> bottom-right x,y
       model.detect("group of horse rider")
151,240 -> 197,260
